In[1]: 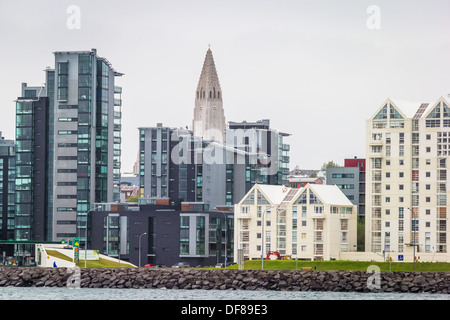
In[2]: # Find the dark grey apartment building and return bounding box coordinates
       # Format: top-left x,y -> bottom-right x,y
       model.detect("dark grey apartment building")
90,202 -> 234,267
326,158 -> 366,219
0,132 -> 15,255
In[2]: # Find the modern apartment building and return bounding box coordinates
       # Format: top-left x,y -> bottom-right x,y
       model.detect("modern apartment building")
0,132 -> 15,252
15,83 -> 50,242
366,97 -> 449,257
14,49 -> 123,244
138,124 -> 198,203
327,158 -> 366,219
234,183 -> 357,261
90,202 -> 234,267
225,119 -> 291,206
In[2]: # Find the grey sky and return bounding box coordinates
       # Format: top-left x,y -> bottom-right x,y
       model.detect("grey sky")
1,0 -> 450,173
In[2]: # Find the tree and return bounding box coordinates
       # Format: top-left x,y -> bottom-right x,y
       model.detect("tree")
126,195 -> 138,203
320,160 -> 341,171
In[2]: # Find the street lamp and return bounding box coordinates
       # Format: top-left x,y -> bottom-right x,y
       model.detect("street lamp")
261,206 -> 274,270
138,232 -> 147,267
84,205 -> 102,268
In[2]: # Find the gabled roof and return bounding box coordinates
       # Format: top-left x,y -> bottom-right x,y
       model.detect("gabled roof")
239,183 -> 352,207
256,184 -> 294,205
370,97 -> 450,120
308,184 -> 354,206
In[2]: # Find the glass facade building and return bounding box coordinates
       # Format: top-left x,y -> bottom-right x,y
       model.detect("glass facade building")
0,132 -> 15,251
13,49 -> 123,246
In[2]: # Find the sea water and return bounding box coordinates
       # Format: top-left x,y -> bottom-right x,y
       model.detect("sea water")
0,287 -> 448,300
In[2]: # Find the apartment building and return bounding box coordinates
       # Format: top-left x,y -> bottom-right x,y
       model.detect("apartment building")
90,202 -> 234,267
234,183 -> 357,261
138,124 -> 198,203
366,97 -> 449,258
0,132 -> 15,253
225,119 -> 291,206
327,158 -> 366,219
14,49 -> 123,244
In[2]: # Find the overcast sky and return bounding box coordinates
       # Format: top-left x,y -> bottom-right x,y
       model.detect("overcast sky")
1,0 -> 450,173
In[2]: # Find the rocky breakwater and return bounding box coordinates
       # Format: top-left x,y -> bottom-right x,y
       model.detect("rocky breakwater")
0,267 -> 449,294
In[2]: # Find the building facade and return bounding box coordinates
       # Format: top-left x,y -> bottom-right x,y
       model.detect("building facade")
90,202 -> 234,267
0,132 -> 15,254
234,184 -> 357,261
14,49 -> 123,245
225,119 -> 290,206
326,158 -> 366,219
366,97 -> 449,257
138,124 -> 197,203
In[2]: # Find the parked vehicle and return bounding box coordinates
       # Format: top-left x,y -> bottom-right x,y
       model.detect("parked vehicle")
172,262 -> 190,268
144,263 -> 153,268
215,263 -> 224,268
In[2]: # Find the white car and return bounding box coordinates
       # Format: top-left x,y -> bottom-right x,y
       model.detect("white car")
172,262 -> 190,268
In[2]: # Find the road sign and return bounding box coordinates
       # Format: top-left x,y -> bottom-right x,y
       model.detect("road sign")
398,254 -> 404,261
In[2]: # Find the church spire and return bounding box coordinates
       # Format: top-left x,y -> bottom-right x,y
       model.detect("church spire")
193,48 -> 226,144
196,48 -> 222,100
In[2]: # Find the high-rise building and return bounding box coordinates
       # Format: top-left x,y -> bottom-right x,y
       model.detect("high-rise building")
192,49 -> 226,144
138,124 -> 197,203
14,49 -> 123,244
0,132 -> 15,249
15,83 -> 50,242
225,119 -> 291,205
366,97 -> 449,257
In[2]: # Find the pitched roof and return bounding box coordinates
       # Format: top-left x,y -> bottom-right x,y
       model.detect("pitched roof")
256,184 -> 294,205
308,184 -> 354,206
251,184 -> 352,207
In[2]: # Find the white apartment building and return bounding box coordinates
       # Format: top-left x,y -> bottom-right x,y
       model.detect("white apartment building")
234,184 -> 357,261
366,97 -> 450,260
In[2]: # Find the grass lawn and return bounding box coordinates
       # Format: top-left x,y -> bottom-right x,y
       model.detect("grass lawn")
227,259 -> 450,272
45,250 -> 135,268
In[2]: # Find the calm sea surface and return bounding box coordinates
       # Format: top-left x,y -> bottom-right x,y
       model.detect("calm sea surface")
0,287 -> 448,300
